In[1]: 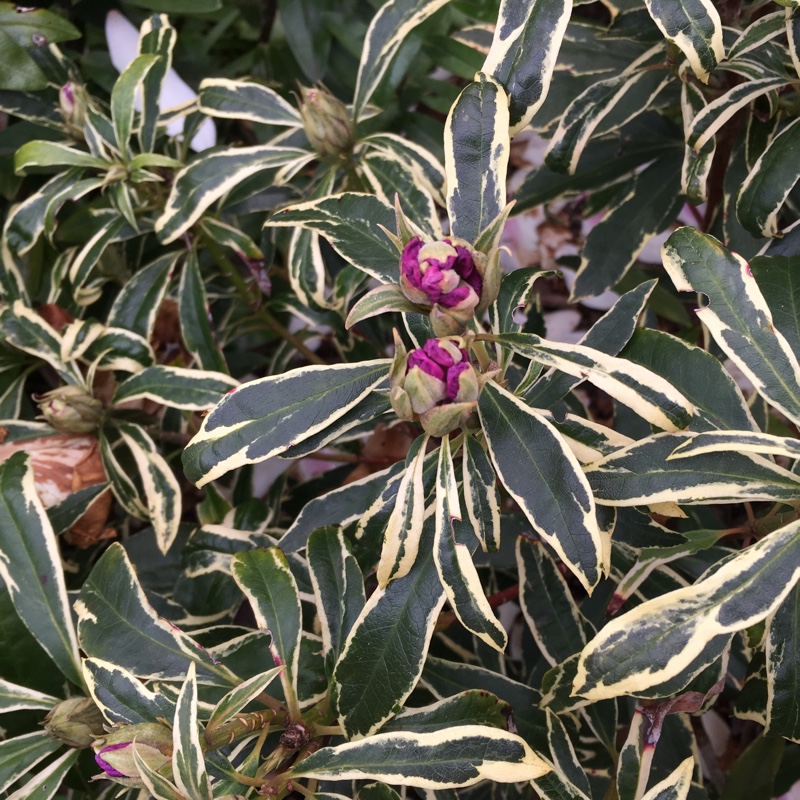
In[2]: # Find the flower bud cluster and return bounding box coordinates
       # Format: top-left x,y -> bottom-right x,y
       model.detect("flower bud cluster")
35,385 -> 103,434
93,722 -> 173,787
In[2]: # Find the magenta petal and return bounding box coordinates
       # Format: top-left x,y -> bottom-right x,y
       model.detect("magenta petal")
438,286 -> 472,309
96,744 -> 130,778
407,350 -> 446,380
446,361 -> 471,400
401,238 -> 424,282
454,247 -> 482,294
420,264 -> 444,298
421,339 -> 455,367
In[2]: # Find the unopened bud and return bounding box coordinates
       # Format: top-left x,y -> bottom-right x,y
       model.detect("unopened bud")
59,81 -> 88,139
93,722 -> 173,787
298,84 -> 354,159
43,697 -> 106,749
36,385 -> 102,434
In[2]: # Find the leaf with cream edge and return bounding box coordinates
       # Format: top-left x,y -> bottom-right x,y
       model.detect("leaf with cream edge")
462,434 -> 501,553
616,711 -> 645,800
644,0 -> 723,82
492,332 -> 694,431
585,432 -> 800,506
573,519 -> 800,701
681,82 -> 716,204
290,726 -> 551,787
640,757 -> 694,800
198,78 -> 302,126
333,518 -> 446,739
4,749 -> 79,800
546,709 -> 592,799
206,668 -> 282,737
482,0 -> 573,136
132,748 -> 185,800
118,422 -> 181,555
266,194 -> 398,282
172,664 -> 212,800
478,381 -> 607,593
737,117 -> 800,238
76,543 -> 237,685
0,679 -> 57,714
0,733 -> 62,795
380,691 -> 511,733
114,365 -> 238,410
111,53 -> 160,155
346,284 -> 426,329
155,145 -> 307,243
137,14 -> 177,154
0,453 -> 84,688
765,582 -> 800,741
433,436 -> 507,651
667,430 -> 800,461
662,228 -> 800,427
232,548 -> 302,709
444,74 -> 509,245
376,434 -> 429,587
353,0 -> 451,120
182,359 -> 389,487
14,140 -> 109,173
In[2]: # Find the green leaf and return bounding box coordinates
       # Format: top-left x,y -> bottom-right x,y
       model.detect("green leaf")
232,548 -> 302,702
662,227 -> 800,426
433,436 -> 507,650
83,657 -> 176,725
179,250 -> 228,374
138,15 -> 177,154
586,431 -> 800,505
14,140 -> 108,173
155,145 -> 307,243
737,117 -> 800,238
765,581 -> 800,740
619,328 -> 756,432
751,254 -> 800,358
206,667 -> 282,735
479,381 -> 606,592
172,664 -> 212,800
645,0 -> 723,81
640,757 -> 694,800
616,712 -> 644,800
199,78 -> 301,126
353,0 -> 450,120
359,783 -> 402,800
308,527 -> 365,668
517,538 -> 588,666
570,154 -> 683,301
333,518 -> 446,738
0,27 -> 46,90
5,748 -> 79,800
183,359 -> 389,487
114,365 -> 238,410
266,194 -> 398,282
111,53 -> 160,155
0,3 -> 80,45
0,733 -> 61,795
68,214 -> 138,293
444,74 -> 509,245
668,430 -> 800,461
462,433 -> 501,553
681,78 -> 715,204
0,453 -> 83,688
0,679 -> 57,714
291,726 -> 551,787
482,0 -> 573,134
574,519 -> 800,700
381,691 -> 512,733
346,284 -> 425,329
47,483 -> 110,536
546,709 -> 592,799
76,543 -> 236,685
728,11 -> 786,59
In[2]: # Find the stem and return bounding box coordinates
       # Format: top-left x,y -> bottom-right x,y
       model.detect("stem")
434,584 -> 519,632
261,308 -> 327,366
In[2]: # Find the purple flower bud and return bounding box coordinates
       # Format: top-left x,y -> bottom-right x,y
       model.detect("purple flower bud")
92,722 -> 172,787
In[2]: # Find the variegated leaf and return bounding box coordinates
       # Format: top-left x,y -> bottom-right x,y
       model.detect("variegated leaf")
668,430 -> 800,461
333,518 -> 446,739
183,359 -> 389,487
362,133 -> 446,203
5,748 -> 79,800
0,679 -> 57,714
640,757 -> 694,800
462,434 -> 501,553
687,77 -> 788,152
172,663 -> 212,800
616,711 -> 645,800
662,227 -> 800,426
69,213 -> 138,293
789,8 -> 800,78
307,527 -> 365,667
444,74 -> 509,245
0,453 -> 83,688
118,422 -> 181,555
482,0 -> 573,135
517,537 -> 588,666
14,140 -> 108,173
645,0 -> 723,82
479,381 -> 606,593
132,747 -> 185,800
574,520 -> 800,700
137,14 -> 176,154
346,284 -> 425,329
0,733 -> 62,795
266,193 -> 398,282
728,11 -> 786,59
376,434 -> 429,587
199,78 -> 302,126
111,53 -> 160,154
206,668 -> 281,735
107,253 -> 176,338
681,82 -> 715,203
291,726 -> 551,787
381,691 -> 511,733
546,709 -> 592,799
737,117 -> 800,238
76,543 -> 236,685
585,432 -> 800,505
155,145 -> 307,243
433,436 -> 507,651
114,365 -> 238,410
765,582 -> 800,740
353,0 -> 451,120
492,332 -> 694,431
232,548 -> 302,709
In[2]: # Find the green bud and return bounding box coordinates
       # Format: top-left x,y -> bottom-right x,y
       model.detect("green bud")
59,81 -> 89,139
43,697 -> 106,749
298,84 -> 354,158
93,722 -> 173,787
36,385 -> 103,434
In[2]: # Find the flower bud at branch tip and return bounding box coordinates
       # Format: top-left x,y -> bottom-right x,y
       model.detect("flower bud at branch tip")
93,722 -> 173,787
35,385 -> 102,434
298,84 -> 354,159
43,697 -> 106,749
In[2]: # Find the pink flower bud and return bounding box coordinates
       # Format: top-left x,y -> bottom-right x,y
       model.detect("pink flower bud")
93,723 -> 173,787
